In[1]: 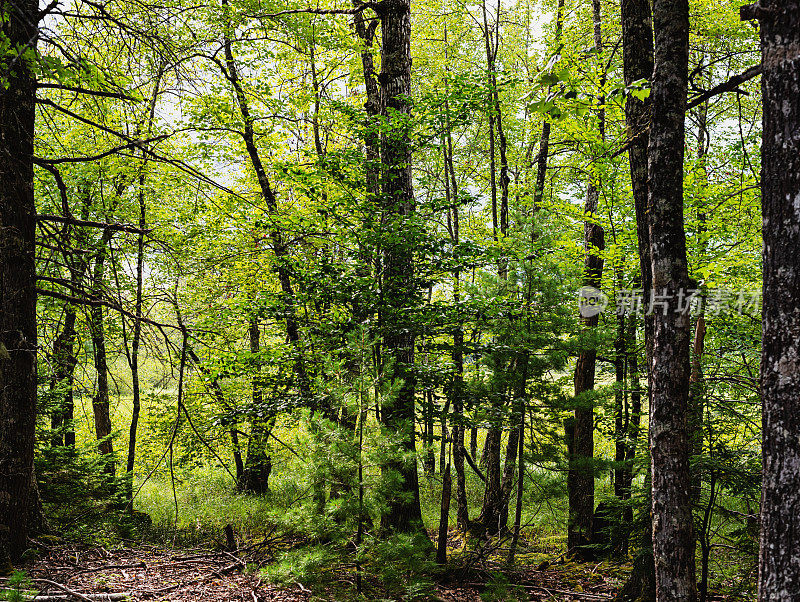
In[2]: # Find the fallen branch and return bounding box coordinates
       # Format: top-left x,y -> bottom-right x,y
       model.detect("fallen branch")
66,563 -> 147,580
522,584 -> 610,600
31,594 -> 131,602
30,579 -> 92,601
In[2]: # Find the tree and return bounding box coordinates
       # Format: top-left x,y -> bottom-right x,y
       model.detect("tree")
568,0 -> 605,559
740,0 -> 800,598
0,0 -> 38,566
647,0 -> 697,598
377,0 -> 426,535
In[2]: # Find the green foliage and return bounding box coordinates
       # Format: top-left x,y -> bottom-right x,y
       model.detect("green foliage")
23,0 -> 764,595
480,572 -> 526,602
0,570 -> 37,602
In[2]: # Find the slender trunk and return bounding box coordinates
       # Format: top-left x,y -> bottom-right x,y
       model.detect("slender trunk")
569,0 -> 605,559
445,137 -> 470,531
425,390 -> 436,475
620,318 -> 642,551
0,0 -> 38,562
613,309 -> 627,502
127,66 -> 163,501
499,354 -> 528,535
186,346 -> 244,480
698,469 -> 716,602
507,404 -> 525,564
688,313 -> 705,500
532,0 -> 564,213
439,395 -> 450,474
90,229 -> 116,477
242,318 -> 272,493
648,0 -> 696,597
483,0 -> 498,243
221,9 -> 313,408
742,1 -> 800,598
442,61 -> 469,528
436,459 -> 452,563
51,308 -> 78,447
688,99 -> 708,502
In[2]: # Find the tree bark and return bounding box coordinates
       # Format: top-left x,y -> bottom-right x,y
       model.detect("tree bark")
51,307 -> 78,447
647,0 -> 696,598
617,0 -> 656,593
744,1 -> 800,598
0,0 -> 38,564
377,0 -> 425,535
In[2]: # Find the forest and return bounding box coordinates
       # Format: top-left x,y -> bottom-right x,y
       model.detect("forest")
0,0 -> 798,599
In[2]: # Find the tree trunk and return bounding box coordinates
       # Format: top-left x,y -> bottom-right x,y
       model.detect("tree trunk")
377,0 -> 425,535
0,0 -> 38,564
743,0 -> 800,598
241,318 -> 273,493
442,80 -> 469,528
51,307 -> 78,447
186,346 -> 244,481
221,8 -> 313,408
613,309 -> 627,502
532,0 -> 564,213
89,229 -> 116,477
617,0 -> 656,593
647,0 -> 696,597
126,66 -> 162,503
569,0 -> 605,559
436,460 -> 451,564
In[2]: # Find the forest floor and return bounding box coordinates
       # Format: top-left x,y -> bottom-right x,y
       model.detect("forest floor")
19,541 -> 626,601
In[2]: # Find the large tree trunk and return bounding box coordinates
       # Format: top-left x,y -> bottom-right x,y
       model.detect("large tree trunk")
647,0 -> 696,598
618,0 -> 655,593
741,1 -> 800,598
0,0 -> 38,565
377,0 -> 425,535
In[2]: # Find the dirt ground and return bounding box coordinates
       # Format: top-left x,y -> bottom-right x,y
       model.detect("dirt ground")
15,542 -> 623,601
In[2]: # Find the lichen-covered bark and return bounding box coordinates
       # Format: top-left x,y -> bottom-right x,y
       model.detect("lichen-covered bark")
0,0 -> 38,565
647,0 -> 696,598
618,0 -> 656,595
378,0 -> 425,535
747,1 -> 800,598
